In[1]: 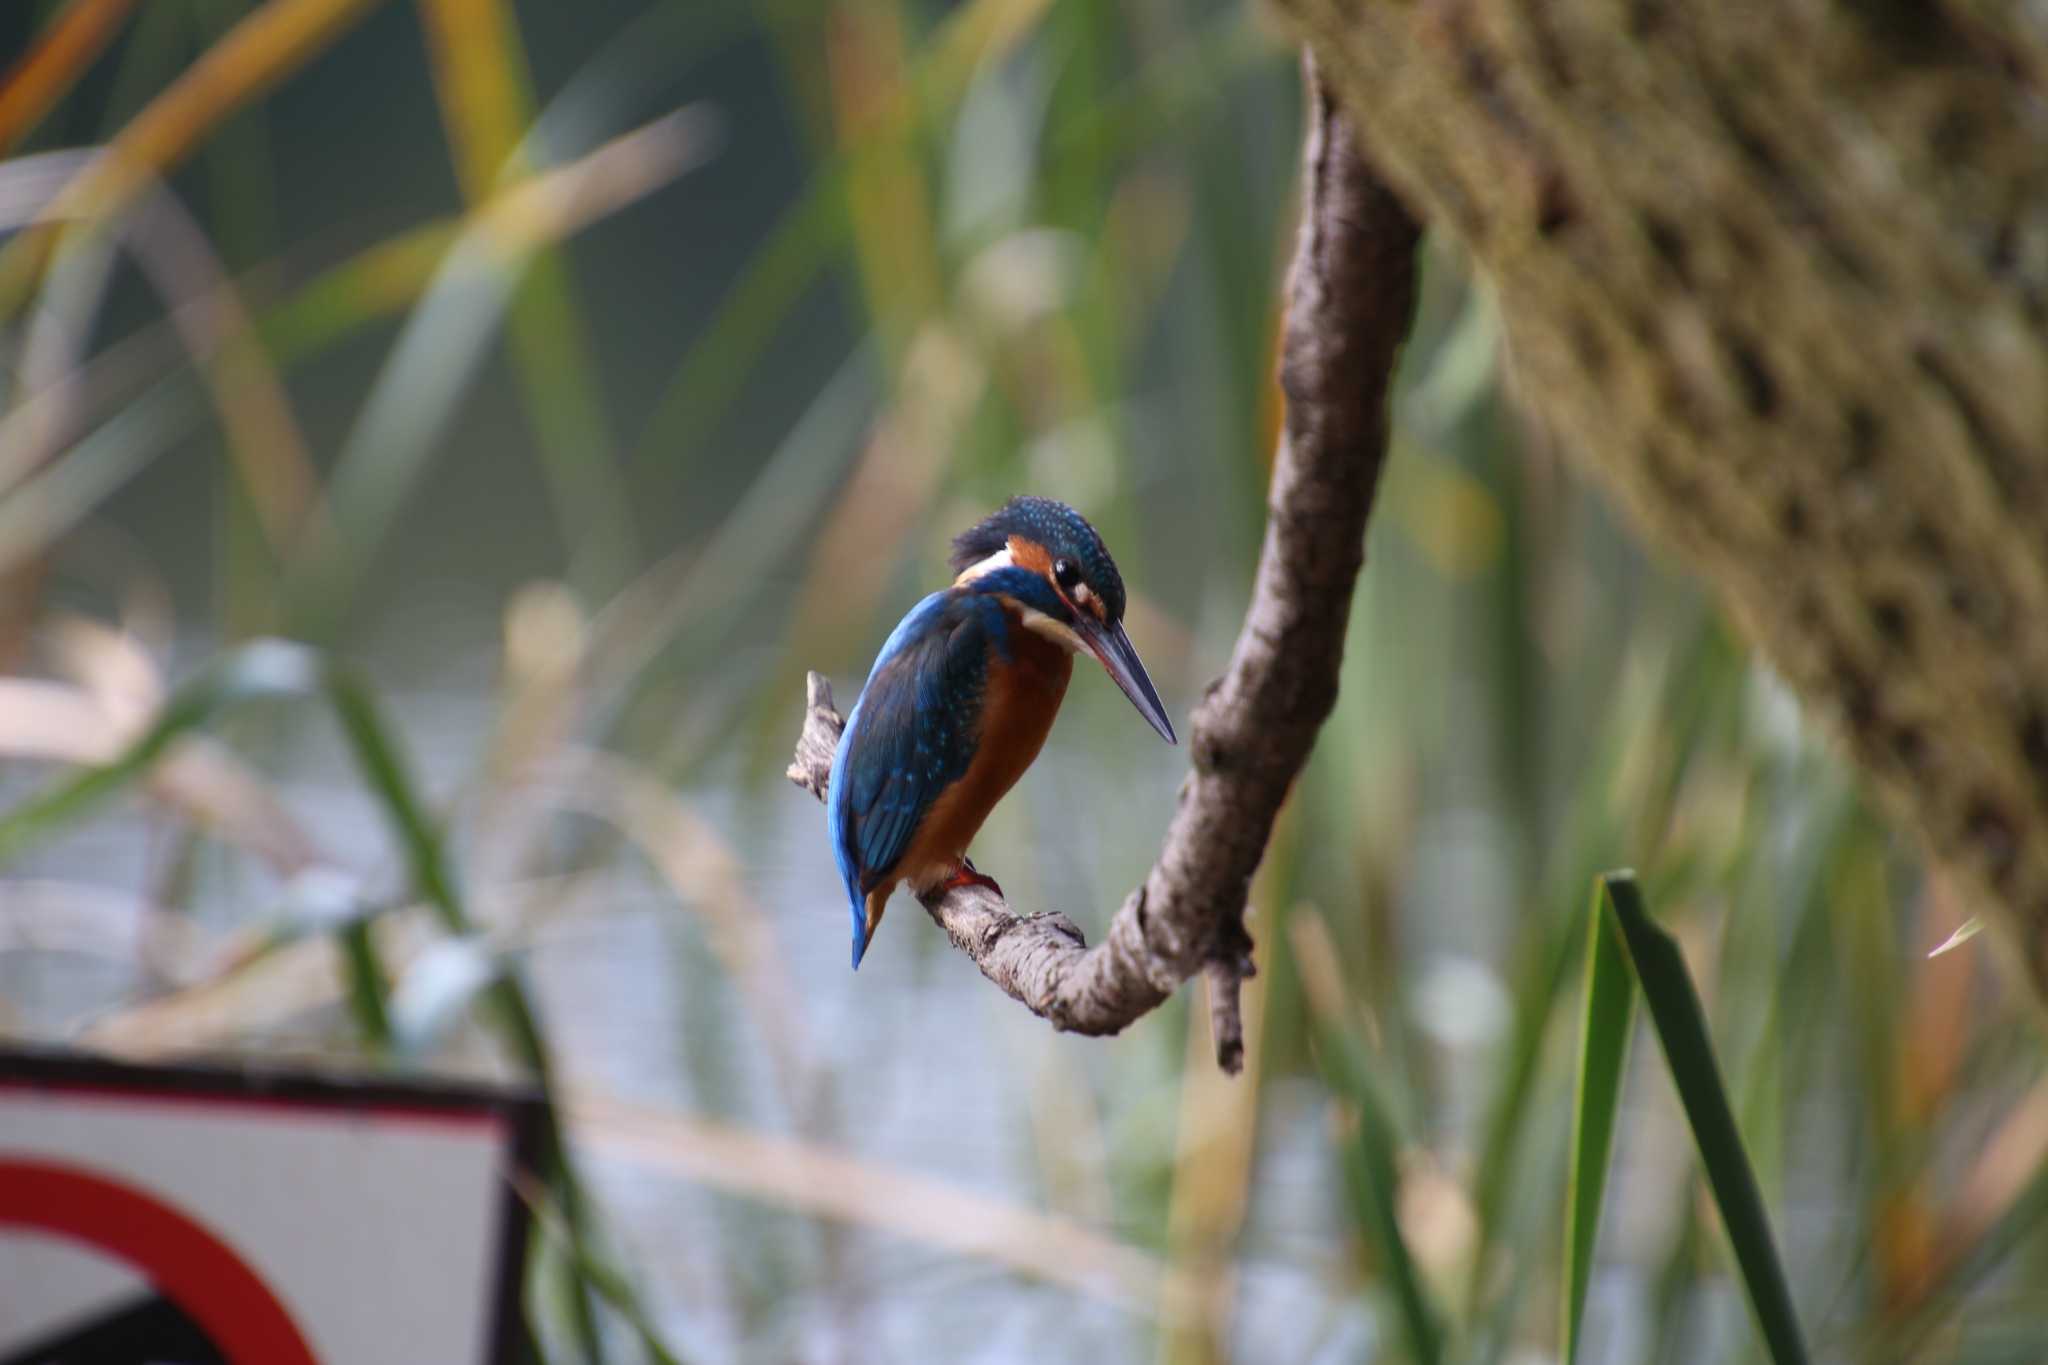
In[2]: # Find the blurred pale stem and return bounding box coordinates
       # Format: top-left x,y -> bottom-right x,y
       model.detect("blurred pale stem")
567,1085 -> 1200,1320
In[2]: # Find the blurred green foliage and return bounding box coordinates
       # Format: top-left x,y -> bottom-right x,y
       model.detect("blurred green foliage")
2,0 -> 2047,1361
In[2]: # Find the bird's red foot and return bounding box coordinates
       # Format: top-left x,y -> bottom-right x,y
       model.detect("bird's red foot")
938,859 -> 1004,898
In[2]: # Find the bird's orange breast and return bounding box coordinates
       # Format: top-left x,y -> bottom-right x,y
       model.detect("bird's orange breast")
900,620 -> 1071,891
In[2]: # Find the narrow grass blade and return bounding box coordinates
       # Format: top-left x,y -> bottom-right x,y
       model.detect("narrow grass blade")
261,220 -> 461,358
1323,1026 -> 1443,1365
323,668 -> 616,1361
1600,872 -> 1810,1365
1289,908 -> 1441,1363
338,919 -> 394,1049
517,1171 -> 689,1365
1562,877 -> 1636,1363
323,670 -> 463,923
560,1243 -> 686,1365
1469,897 -> 1583,1267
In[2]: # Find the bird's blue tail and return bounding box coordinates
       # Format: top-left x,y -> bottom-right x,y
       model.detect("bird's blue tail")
849,887 -> 886,969
849,894 -> 871,970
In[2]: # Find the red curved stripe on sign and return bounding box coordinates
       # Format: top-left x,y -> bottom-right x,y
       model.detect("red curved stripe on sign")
0,1158 -> 319,1365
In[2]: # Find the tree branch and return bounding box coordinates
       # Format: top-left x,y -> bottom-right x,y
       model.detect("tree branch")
787,57 -> 1420,1072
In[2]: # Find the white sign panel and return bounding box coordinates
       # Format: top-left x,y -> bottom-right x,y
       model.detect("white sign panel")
0,1049 -> 540,1364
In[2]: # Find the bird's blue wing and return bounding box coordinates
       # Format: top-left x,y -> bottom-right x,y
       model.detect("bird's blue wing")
827,592 -> 1001,963
842,605 -> 989,882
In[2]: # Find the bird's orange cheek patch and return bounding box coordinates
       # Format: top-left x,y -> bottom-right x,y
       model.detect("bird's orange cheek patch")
1006,535 -> 1053,576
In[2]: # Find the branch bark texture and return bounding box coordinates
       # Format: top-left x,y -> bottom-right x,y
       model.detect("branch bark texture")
1276,0 -> 2048,986
788,67 -> 1420,1072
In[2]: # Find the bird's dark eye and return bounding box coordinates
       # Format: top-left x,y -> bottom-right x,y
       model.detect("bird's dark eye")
1053,558 -> 1080,590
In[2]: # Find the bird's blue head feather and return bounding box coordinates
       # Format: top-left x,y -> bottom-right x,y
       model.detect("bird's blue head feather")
949,495 -> 1127,623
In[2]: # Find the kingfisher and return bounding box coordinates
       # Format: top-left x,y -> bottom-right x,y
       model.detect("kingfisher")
827,496 -> 1177,968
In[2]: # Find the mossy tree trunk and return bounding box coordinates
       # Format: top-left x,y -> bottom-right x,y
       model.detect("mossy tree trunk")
1273,0 -> 2048,983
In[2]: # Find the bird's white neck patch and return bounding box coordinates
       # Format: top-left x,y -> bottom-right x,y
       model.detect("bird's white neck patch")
954,547 -> 1013,585
1019,606 -> 1087,654
957,545 -> 1090,653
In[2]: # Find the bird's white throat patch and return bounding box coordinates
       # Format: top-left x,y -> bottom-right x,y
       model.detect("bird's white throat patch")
1019,607 -> 1087,654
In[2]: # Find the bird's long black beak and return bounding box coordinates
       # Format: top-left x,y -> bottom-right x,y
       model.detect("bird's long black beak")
1083,619 -> 1176,744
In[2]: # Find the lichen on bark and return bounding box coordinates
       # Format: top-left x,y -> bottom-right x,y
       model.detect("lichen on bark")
1274,0 -> 2048,987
